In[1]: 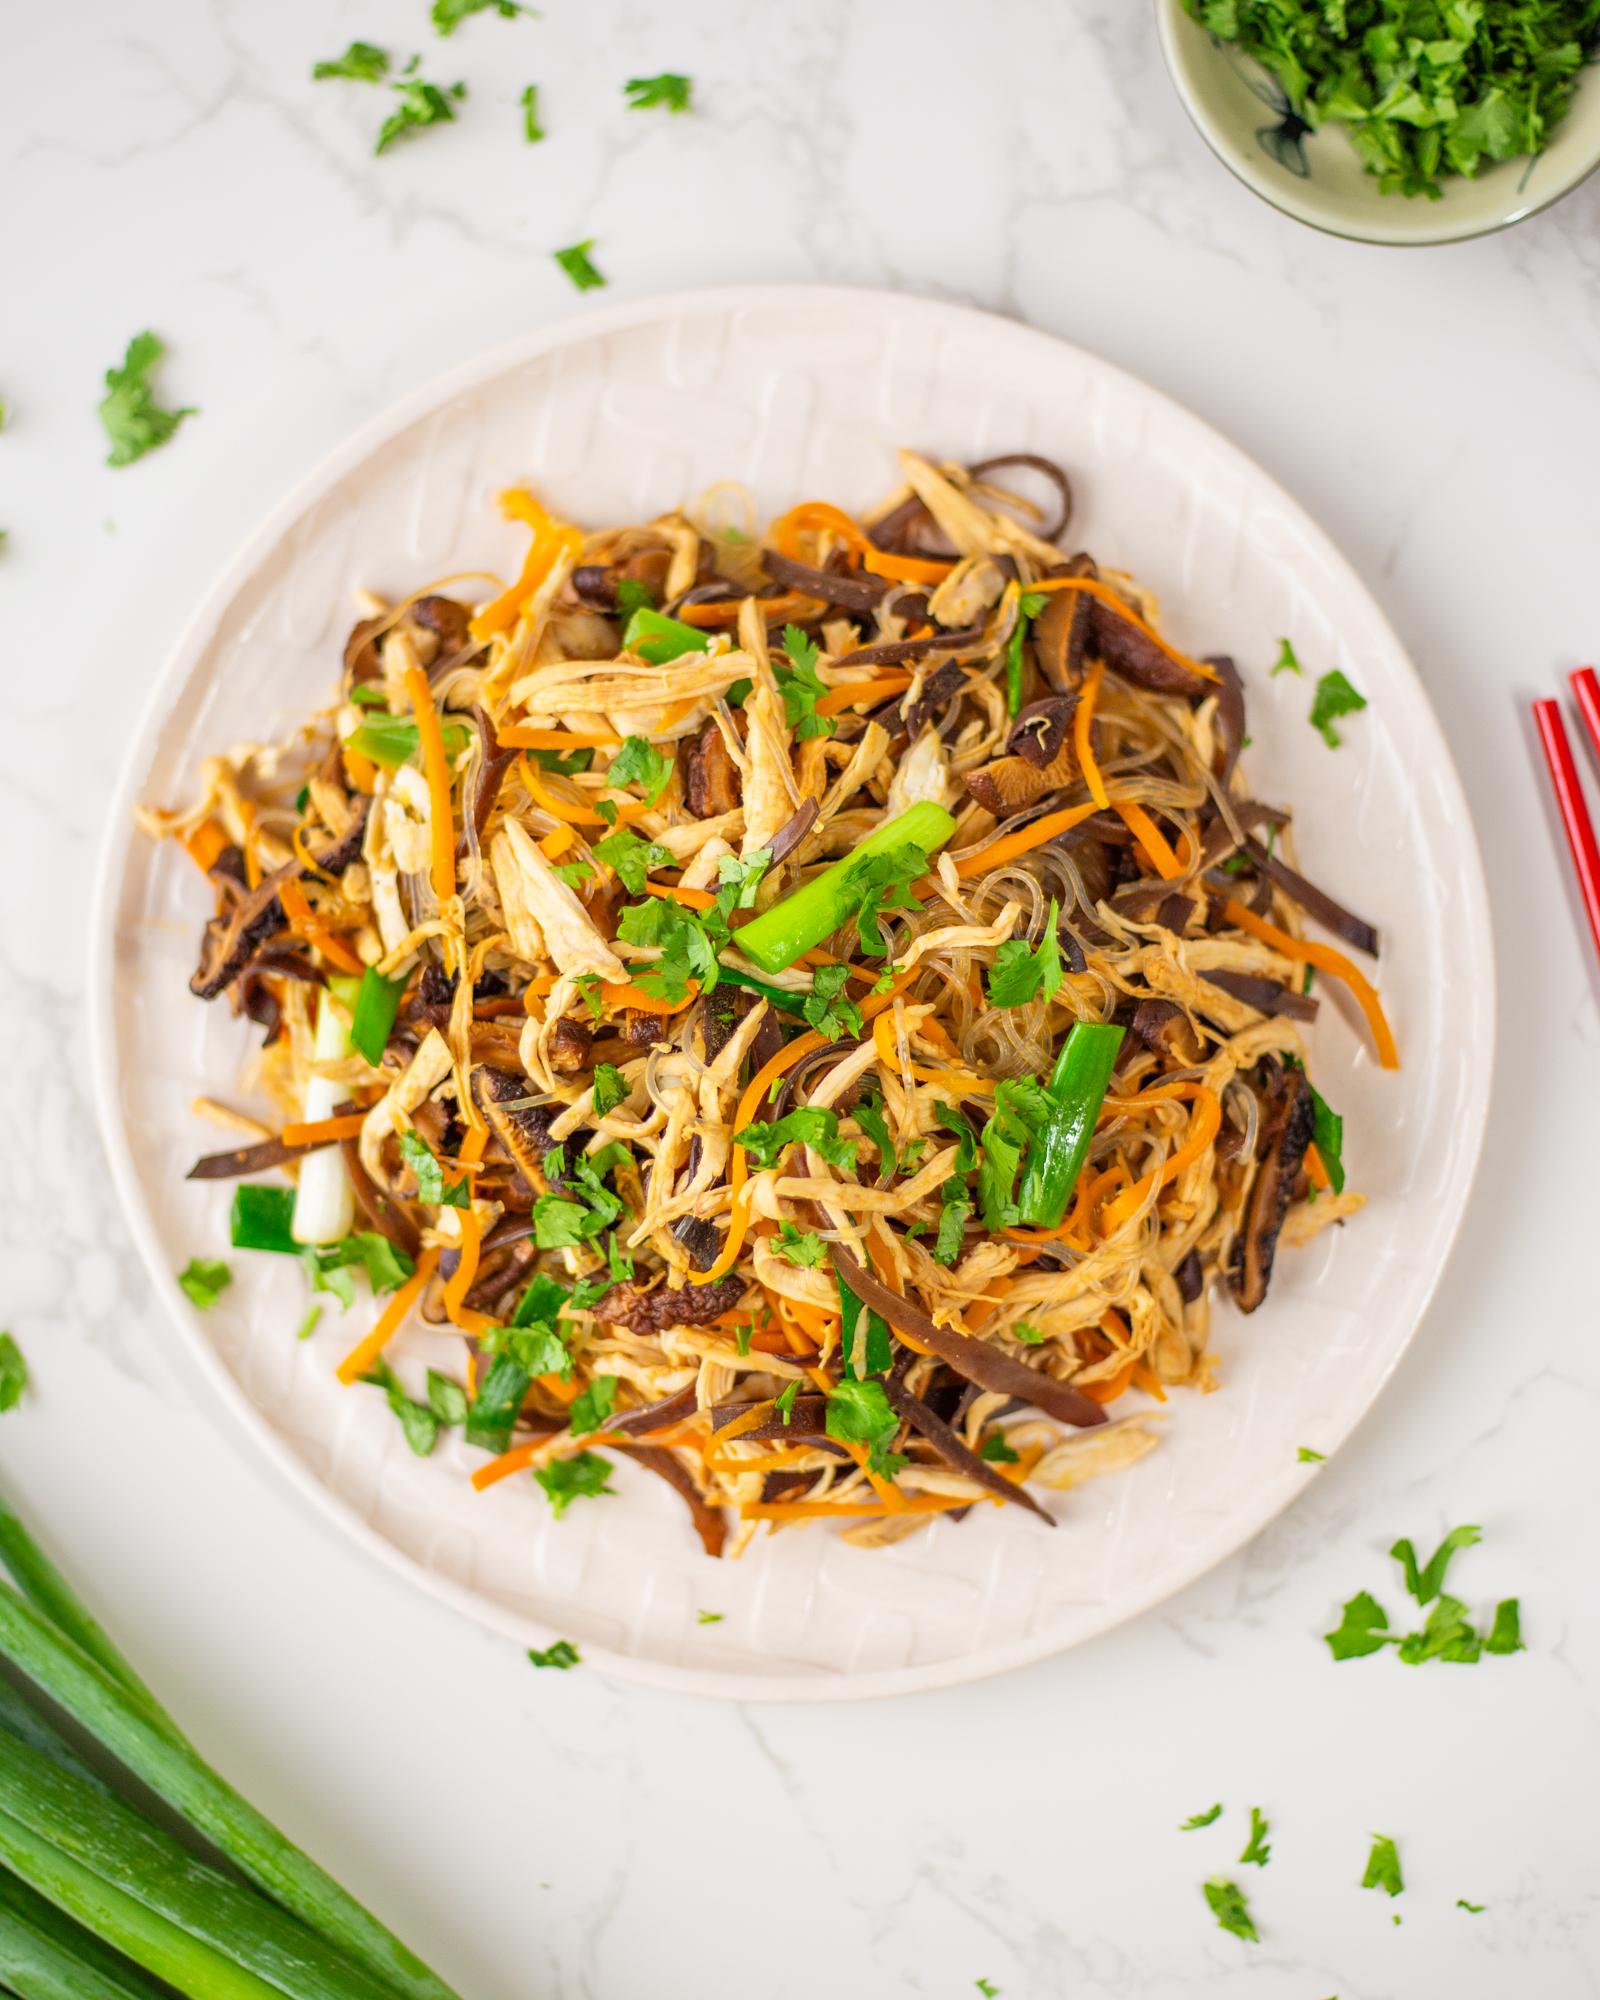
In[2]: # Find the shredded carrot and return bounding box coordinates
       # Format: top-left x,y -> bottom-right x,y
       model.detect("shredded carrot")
691,1182 -> 754,1286
674,590 -> 823,629
343,748 -> 378,795
276,878 -> 365,976
440,1126 -> 491,1334
468,490 -> 584,642
291,821 -> 344,887
520,973 -> 696,1016
1221,897 -> 1398,1069
1113,800 -> 1193,879
953,800 -> 1103,878
643,880 -> 716,911
1131,1360 -> 1168,1402
870,1010 -> 993,1095
336,1248 -> 439,1385
813,673 -> 913,718
182,819 -> 228,874
403,664 -> 457,906
1022,577 -> 1218,685
519,757 -> 637,829
496,727 -> 621,751
1078,1360 -> 1137,1406
1305,1142 -> 1332,1192
1098,1086 -> 1222,1234
1074,659 -> 1110,811
280,1112 -> 367,1148
740,1492 -> 997,1524
538,824 -> 575,861
771,500 -> 955,586
704,1446 -> 831,1475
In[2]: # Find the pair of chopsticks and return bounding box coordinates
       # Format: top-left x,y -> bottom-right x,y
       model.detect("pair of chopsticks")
1532,667 -> 1600,966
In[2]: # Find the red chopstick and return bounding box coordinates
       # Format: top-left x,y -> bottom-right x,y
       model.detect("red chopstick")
1533,695 -> 1600,968
1571,665 -> 1600,767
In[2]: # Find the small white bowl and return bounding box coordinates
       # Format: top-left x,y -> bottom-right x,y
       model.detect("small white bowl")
1157,0 -> 1600,245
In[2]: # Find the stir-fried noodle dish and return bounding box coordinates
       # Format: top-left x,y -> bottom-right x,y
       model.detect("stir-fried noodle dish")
145,450 -> 1398,1555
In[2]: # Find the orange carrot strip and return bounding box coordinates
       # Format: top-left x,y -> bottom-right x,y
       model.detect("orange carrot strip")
1305,1142 -> 1332,1192
771,501 -> 955,586
343,749 -> 378,795
1222,898 -> 1399,1070
1113,800 -> 1190,879
280,1112 -> 367,1147
1098,1086 -> 1222,1234
276,878 -> 365,976
674,590 -> 823,629
1074,659 -> 1110,811
1077,1361 -> 1137,1406
182,820 -> 228,874
643,880 -> 716,911
740,1493 -> 998,1524
813,674 -> 913,718
468,492 -> 584,642
497,727 -> 621,750
539,824 -> 575,861
441,1127 -> 491,1333
1023,577 -> 1218,685
336,1248 -> 439,1385
954,801 -> 1103,878
404,664 -> 457,906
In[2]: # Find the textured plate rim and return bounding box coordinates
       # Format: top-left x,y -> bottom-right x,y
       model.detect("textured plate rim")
87,282 -> 1496,1702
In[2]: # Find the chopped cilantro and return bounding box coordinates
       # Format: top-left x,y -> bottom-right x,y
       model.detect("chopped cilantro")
1324,1589 -> 1396,1661
624,72 -> 692,113
591,1062 -> 628,1117
1013,1321 -> 1046,1344
987,899 -> 1064,1008
1362,1833 -> 1403,1898
800,962 -> 864,1043
1457,1899 -> 1486,1914
933,1101 -> 978,1173
432,0 -> 527,31
976,1075 -> 1051,1229
98,332 -> 196,468
845,841 -> 929,956
1396,1593 -> 1482,1665
520,82 -> 545,142
616,896 -> 716,1002
572,972 -> 604,1022
534,1451 -> 614,1519
774,624 -> 836,741
1239,1807 -> 1271,1868
975,1983 -> 1000,1999
1485,1598 -> 1524,1655
1391,1524 -> 1481,1605
1203,1878 -> 1258,1943
527,1638 -> 580,1669
1297,1446 -> 1326,1463
178,1258 -> 232,1310
1271,637 -> 1302,676
1180,1803 -> 1223,1830
529,743 -> 594,776
735,1107 -> 855,1172
569,1374 -> 618,1436
933,1186 -> 971,1265
1306,1080 -> 1346,1192
772,1223 -> 828,1268
554,239 -> 605,292
826,1378 -> 906,1479
397,1129 -> 469,1208
773,1381 -> 800,1426
426,1370 -> 469,1427
593,827 -> 674,892
1309,668 -> 1368,749
607,735 -> 673,805
697,1610 -> 723,1625
553,860 -> 594,889
313,41 -> 390,82
979,1432 -> 1020,1464
361,1359 -> 439,1456
375,76 -> 465,155
852,1094 -> 896,1183
532,1193 -> 604,1250
710,849 -> 770,933
0,1335 -> 26,1415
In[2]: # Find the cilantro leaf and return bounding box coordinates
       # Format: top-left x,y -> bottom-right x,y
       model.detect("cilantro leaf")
593,827 -> 674,893
607,735 -> 673,805
426,1370 -> 468,1427
933,1183 -> 971,1265
1013,1320 -> 1046,1344
521,83 -> 545,142
1391,1524 -> 1481,1606
979,1431 -> 1020,1464
553,860 -> 594,889
398,1129 -> 469,1209
569,1374 -> 618,1437
1297,1446 -> 1326,1463
1362,1834 -> 1403,1898
801,963 -> 864,1044
1180,1803 -> 1222,1831
1309,668 -> 1368,749
534,1450 -> 614,1519
826,1378 -> 906,1480
843,841 -> 929,956
624,72 -> 692,113
178,1258 -> 232,1310
554,239 -> 605,292
735,1107 -> 856,1172
0,1335 -> 27,1415
775,625 -> 836,741
1395,1593 -> 1482,1666
98,332 -> 196,468
852,1093 -> 896,1184
616,896 -> 717,1002
933,1101 -> 978,1174
710,849 -> 770,936
1324,1589 -> 1396,1662
772,1223 -> 828,1268
432,0 -> 527,32
977,1076 -> 1051,1230
1271,637 -> 1302,677
532,1193 -> 605,1249
529,743 -> 594,776
313,41 -> 390,82
1238,1807 -> 1271,1868
591,1062 -> 628,1117
361,1359 -> 438,1457
1202,1878 -> 1258,1943
1485,1598 -> 1524,1656
527,1638 -> 580,1668
987,899 -> 1064,1008
375,77 -> 466,156
975,1983 -> 1000,1999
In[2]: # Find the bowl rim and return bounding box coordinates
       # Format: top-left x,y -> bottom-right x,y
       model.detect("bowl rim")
1154,0 -> 1600,247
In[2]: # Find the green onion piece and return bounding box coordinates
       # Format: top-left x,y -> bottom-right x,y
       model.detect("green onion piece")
343,967 -> 406,1069
713,966 -> 810,1017
228,1186 -> 298,1255
1014,1022 -> 1125,1229
0,1866 -> 200,2000
733,801 -> 956,974
0,1503 -> 171,1738
620,606 -> 710,666
463,1354 -> 531,1455
0,1580 -> 456,2000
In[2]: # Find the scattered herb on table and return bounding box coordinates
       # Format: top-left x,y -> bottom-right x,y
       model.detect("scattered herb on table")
1297,1445 -> 1326,1463
376,76 -> 466,155
975,1982 -> 1001,1998
1181,1803 -> 1223,1830
1203,1876 -> 1259,1942
624,72 -> 693,113
433,0 -> 528,31
1362,1833 -> 1404,1898
697,1610 -> 724,1625
521,82 -> 545,141
1458,1898 -> 1486,1914
1324,1526 -> 1524,1665
313,41 -> 390,81
554,239 -> 606,291
527,1639 -> 580,1669
98,332 -> 196,467
1239,1806 -> 1272,1867
0,1336 -> 26,1414
1310,668 -> 1368,748
177,1258 -> 232,1309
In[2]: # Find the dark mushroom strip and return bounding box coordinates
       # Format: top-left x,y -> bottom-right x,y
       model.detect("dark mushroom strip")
880,1377 -> 1054,1524
765,797 -> 820,867
672,1215 -> 723,1272
1207,655 -> 1247,781
1242,836 -> 1380,957
607,1383 -> 701,1437
1090,595 -> 1213,701
338,1138 -> 422,1259
629,1447 -> 727,1558
471,1067 -> 559,1189
834,621 -> 986,669
1175,1249 -> 1205,1305
710,1396 -> 841,1445
187,1096 -> 361,1181
682,718 -> 742,819
190,866 -> 294,1000
571,563 -> 620,610
1007,695 -> 1079,768
1228,1066 -> 1315,1313
966,454 -> 1073,544
1129,999 -> 1207,1066
898,660 -> 967,739
830,1246 -> 1107,1430
457,705 -> 517,859
1201,969 -> 1319,1022
758,549 -> 889,614
964,733 -> 1081,818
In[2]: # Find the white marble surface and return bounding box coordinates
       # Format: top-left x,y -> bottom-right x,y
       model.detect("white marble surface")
3,2 -> 1598,1995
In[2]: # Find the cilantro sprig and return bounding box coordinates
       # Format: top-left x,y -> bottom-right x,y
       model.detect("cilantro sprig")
99,333 -> 196,468
1323,1526 -> 1524,1666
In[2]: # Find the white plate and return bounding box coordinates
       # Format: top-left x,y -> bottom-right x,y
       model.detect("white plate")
90,286 -> 1494,1701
